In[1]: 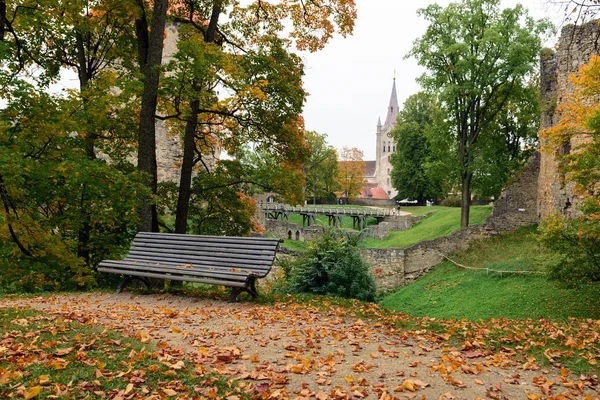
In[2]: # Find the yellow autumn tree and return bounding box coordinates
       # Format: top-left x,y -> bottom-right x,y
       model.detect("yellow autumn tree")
539,54 -> 600,283
336,147 -> 366,200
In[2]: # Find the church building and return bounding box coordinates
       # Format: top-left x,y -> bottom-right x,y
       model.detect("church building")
364,79 -> 399,199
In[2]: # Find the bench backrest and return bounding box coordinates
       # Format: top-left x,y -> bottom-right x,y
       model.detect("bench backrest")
125,232 -> 281,278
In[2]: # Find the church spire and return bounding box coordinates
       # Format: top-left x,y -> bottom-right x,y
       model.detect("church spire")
383,78 -> 399,131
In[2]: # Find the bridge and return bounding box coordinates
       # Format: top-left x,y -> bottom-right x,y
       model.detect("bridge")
259,203 -> 393,229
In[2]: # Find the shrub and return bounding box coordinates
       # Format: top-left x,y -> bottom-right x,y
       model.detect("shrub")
439,195 -> 461,207
538,212 -> 600,285
287,228 -> 376,301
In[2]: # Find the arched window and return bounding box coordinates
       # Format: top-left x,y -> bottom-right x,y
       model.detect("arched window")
288,231 -> 292,240
383,144 -> 385,153
295,231 -> 300,241
393,145 -> 396,152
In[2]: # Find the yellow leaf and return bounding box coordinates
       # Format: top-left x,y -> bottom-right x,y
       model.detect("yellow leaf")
24,386 -> 42,400
38,375 -> 51,386
163,388 -> 178,396
403,380 -> 416,392
124,383 -> 134,394
345,375 -> 354,384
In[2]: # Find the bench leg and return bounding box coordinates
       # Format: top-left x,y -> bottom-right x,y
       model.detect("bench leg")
115,276 -> 153,294
228,287 -> 242,303
116,276 -> 131,294
247,278 -> 259,299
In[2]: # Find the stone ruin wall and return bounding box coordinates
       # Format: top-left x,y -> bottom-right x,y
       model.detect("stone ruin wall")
156,23 -> 220,183
538,20 -> 600,219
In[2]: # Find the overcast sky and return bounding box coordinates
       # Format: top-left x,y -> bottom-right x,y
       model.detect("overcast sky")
300,0 -> 559,160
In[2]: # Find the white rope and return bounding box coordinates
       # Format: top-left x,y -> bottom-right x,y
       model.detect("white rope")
442,255 -> 547,275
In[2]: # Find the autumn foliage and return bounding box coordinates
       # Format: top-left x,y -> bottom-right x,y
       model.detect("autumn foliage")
539,55 -> 600,283
0,0 -> 357,292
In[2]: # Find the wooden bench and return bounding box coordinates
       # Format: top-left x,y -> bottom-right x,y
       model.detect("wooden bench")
98,232 -> 281,302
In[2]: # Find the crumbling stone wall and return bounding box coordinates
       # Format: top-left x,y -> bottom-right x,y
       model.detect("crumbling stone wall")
264,219 -> 324,242
359,248 -> 405,292
485,153 -> 540,232
403,225 -> 485,281
538,21 -> 600,219
364,215 -> 427,239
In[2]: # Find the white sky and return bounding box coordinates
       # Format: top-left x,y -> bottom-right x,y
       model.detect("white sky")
300,0 -> 561,160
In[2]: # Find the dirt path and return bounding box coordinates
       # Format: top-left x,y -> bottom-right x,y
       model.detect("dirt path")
2,293 -> 598,399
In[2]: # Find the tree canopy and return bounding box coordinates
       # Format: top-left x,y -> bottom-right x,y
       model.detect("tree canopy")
0,0 -> 357,291
390,92 -> 448,205
409,0 -> 551,227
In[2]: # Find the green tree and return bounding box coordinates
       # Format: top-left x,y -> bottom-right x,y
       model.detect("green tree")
409,0 -> 550,227
471,79 -> 539,200
390,93 -> 448,205
303,131 -> 339,204
0,1 -> 145,291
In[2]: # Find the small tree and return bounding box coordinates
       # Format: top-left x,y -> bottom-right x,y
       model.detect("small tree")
336,147 -> 365,200
287,229 -> 376,302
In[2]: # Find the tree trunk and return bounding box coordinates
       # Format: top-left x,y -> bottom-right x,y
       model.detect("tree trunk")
136,0 -> 167,232
0,1 -> 6,41
174,99 -> 200,234
75,31 -> 95,265
460,171 -> 472,228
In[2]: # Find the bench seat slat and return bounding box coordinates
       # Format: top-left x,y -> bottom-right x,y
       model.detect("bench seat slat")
128,246 -> 276,263
98,260 -> 260,280
99,258 -> 260,276
97,267 -> 247,287
135,232 -> 280,245
124,253 -> 273,271
121,257 -> 271,276
133,238 -> 279,253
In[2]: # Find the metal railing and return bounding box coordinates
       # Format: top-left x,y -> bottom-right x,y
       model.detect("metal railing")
259,203 -> 392,217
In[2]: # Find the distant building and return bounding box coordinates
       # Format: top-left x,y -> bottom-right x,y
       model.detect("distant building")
364,79 -> 399,199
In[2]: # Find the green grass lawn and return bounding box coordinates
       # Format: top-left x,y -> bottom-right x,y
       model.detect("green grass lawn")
400,205 -> 449,216
380,225 -> 600,321
279,238 -> 310,252
360,205 -> 492,249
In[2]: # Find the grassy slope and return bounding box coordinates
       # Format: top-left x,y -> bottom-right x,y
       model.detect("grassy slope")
380,226 -> 600,321
360,206 -> 492,249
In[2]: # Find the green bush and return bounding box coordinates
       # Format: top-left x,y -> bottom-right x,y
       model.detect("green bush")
538,212 -> 600,285
286,228 -> 376,301
439,195 -> 462,207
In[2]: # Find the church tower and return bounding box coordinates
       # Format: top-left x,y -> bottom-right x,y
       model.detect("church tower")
374,78 -> 399,198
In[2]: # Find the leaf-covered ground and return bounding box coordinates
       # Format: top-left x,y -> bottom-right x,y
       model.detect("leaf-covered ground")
1,293 -> 599,399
